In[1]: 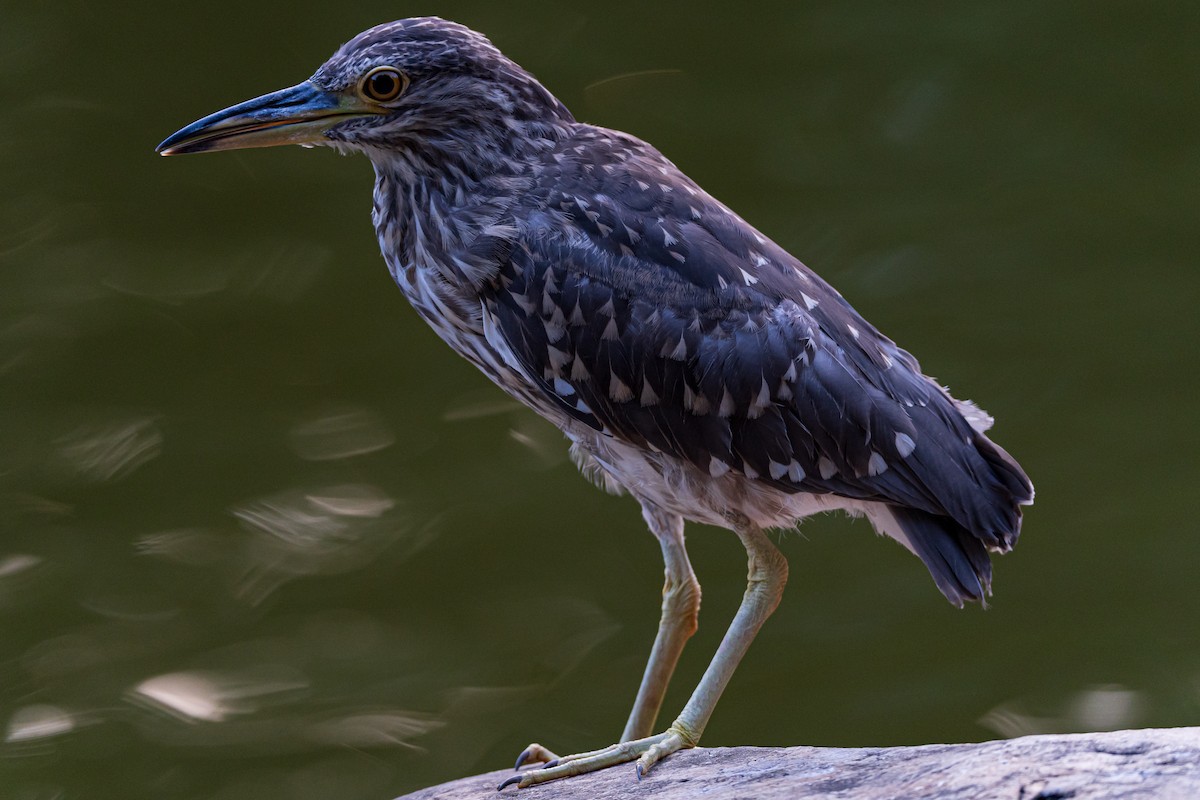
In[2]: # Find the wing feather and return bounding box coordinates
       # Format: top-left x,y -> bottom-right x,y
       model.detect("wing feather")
481,127 -> 1032,547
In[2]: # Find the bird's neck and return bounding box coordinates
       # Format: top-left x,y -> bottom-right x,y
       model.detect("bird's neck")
372,152 -> 522,277
368,149 -> 534,349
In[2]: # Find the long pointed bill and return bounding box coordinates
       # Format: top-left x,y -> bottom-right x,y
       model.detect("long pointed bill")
156,82 -> 376,156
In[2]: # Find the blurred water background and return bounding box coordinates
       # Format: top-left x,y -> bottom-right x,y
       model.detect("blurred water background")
1,2 -> 1198,798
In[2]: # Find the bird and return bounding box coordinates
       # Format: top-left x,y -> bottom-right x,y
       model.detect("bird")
157,17 -> 1033,790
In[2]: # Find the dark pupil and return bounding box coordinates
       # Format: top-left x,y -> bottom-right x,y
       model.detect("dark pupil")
370,72 -> 397,98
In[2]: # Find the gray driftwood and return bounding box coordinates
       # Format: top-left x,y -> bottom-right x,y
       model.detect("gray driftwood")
398,727 -> 1200,800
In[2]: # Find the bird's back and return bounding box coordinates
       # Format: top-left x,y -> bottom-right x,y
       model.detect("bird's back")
467,123 -> 1032,604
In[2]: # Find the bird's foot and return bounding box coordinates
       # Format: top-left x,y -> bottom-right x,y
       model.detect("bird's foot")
500,724 -> 696,790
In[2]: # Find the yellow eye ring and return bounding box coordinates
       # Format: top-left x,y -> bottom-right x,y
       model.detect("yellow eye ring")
360,66 -> 409,103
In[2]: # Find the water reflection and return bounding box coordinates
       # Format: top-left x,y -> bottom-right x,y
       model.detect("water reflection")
0,553 -> 45,609
288,408 -> 395,461
506,416 -> 568,468
135,529 -> 226,567
54,416 -> 163,483
441,398 -> 522,421
981,685 -> 1147,738
230,484 -> 422,605
131,668 -> 310,724
6,705 -> 76,744
304,710 -> 444,750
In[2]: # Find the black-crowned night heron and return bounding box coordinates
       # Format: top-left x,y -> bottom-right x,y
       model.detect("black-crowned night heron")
158,18 -> 1033,789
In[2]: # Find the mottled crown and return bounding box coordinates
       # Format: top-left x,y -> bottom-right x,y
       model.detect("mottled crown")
314,17 -> 506,86
312,17 -> 574,160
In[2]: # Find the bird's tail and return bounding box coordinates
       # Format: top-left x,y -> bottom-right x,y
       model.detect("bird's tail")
887,506 -> 996,608
974,434 -> 1035,546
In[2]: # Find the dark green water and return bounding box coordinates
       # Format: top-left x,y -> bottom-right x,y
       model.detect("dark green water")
2,2 -> 1197,797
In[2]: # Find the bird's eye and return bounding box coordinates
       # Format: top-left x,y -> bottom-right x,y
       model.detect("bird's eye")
360,66 -> 409,103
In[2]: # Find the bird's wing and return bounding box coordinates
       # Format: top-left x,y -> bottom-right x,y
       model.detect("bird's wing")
482,128 -> 1031,547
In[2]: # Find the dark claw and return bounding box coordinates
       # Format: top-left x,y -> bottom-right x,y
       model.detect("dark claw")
540,758 -> 559,770
636,763 -> 644,782
497,774 -> 523,791
514,748 -> 532,771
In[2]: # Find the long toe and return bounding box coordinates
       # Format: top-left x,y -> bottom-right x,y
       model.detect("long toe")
635,728 -> 688,777
513,743 -> 560,771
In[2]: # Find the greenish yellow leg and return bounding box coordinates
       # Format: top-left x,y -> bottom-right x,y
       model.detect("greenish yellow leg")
512,505 -> 698,771
635,525 -> 787,776
503,524 -> 786,789
620,505 -> 700,742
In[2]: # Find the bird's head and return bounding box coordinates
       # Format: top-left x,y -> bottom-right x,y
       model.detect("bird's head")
157,18 -> 573,169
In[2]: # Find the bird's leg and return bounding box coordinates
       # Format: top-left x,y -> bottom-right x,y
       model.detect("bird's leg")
501,524 -> 787,790
634,524 -> 787,774
512,505 -> 699,771
620,504 -> 700,742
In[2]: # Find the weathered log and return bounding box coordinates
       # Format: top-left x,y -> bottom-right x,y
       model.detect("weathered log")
398,727 -> 1200,799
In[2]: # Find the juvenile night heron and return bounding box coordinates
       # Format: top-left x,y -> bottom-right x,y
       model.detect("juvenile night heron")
158,18 -> 1033,789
